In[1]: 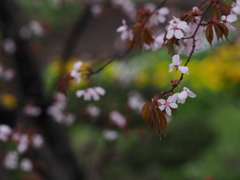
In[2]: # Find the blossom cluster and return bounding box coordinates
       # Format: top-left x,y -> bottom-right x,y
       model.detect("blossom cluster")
0,124 -> 44,172
115,0 -> 240,138
47,92 -> 75,125
0,65 -> 15,81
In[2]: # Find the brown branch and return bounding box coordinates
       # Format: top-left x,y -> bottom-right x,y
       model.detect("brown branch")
83,0 -> 169,77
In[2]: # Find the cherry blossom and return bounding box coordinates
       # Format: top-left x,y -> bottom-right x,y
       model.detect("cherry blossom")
86,104 -> 101,118
145,33 -> 165,51
32,134 -> 44,148
23,104 -> 42,117
0,125 -> 12,142
70,61 -> 83,84
76,86 -> 105,101
102,129 -> 119,140
231,0 -> 240,15
116,19 -> 133,41
158,96 -> 178,116
2,38 -> 16,54
166,17 -> 189,39
128,91 -> 145,113
221,14 -> 237,31
177,38 -> 203,56
109,110 -> 127,128
29,20 -> 44,36
172,93 -> 186,104
20,158 -> 33,172
186,16 -> 204,38
169,55 -> 189,74
177,87 -> 196,103
17,134 -> 29,153
146,3 -> 169,26
3,151 -> 18,170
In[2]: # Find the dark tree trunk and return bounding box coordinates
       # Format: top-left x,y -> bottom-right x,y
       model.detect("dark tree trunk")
0,0 -> 85,179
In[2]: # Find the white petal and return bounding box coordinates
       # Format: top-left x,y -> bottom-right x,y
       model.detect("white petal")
232,5 -> 240,15
73,61 -> 83,70
158,99 -> 165,104
122,19 -> 127,25
178,66 -> 189,74
184,87 -> 196,98
221,15 -> 227,21
121,31 -> 128,41
226,23 -> 236,31
177,98 -> 185,104
169,102 -> 178,109
177,21 -> 188,30
83,91 -> 91,101
88,88 -> 100,101
165,106 -> 172,116
174,29 -> 184,39
178,91 -> 188,100
169,64 -> 174,72
167,95 -> 174,102
116,26 -> 126,32
94,87 -> 105,96
227,14 -> 237,22
159,7 -> 169,15
172,55 -> 180,65
76,90 -> 84,97
166,29 -> 174,39
171,93 -> 178,103
158,16 -> 166,23
159,105 -> 166,111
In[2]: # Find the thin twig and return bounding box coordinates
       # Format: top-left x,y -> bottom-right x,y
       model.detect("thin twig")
164,1 -> 214,94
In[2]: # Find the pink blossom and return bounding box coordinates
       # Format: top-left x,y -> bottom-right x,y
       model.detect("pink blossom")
2,38 -> 16,54
116,19 -> 133,41
102,129 -> 119,140
70,61 -> 83,84
86,104 -> 101,118
169,55 -> 189,74
109,110 -> 126,128
17,135 -> 29,153
145,33 -> 165,51
148,6 -> 169,26
177,38 -> 203,56
32,134 -> 44,148
158,96 -> 178,116
20,158 -> 33,172
23,104 -> 42,117
221,14 -> 237,31
177,87 -> 196,103
3,151 -> 18,170
231,0 -> 240,15
166,17 -> 189,39
186,16 -> 204,38
76,86 -> 106,101
172,93 -> 185,104
0,125 -> 12,142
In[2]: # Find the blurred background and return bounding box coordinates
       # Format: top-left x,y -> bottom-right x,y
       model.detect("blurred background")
1,0 -> 240,180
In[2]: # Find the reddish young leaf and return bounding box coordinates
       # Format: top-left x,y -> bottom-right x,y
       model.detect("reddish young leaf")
205,24 -> 214,47
218,2 -> 230,15
141,98 -> 167,140
135,9 -> 150,23
143,26 -> 154,45
218,22 -> 229,40
133,23 -> 143,49
57,73 -> 72,95
212,5 -> 219,19
213,23 -> 223,41
165,37 -> 175,56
